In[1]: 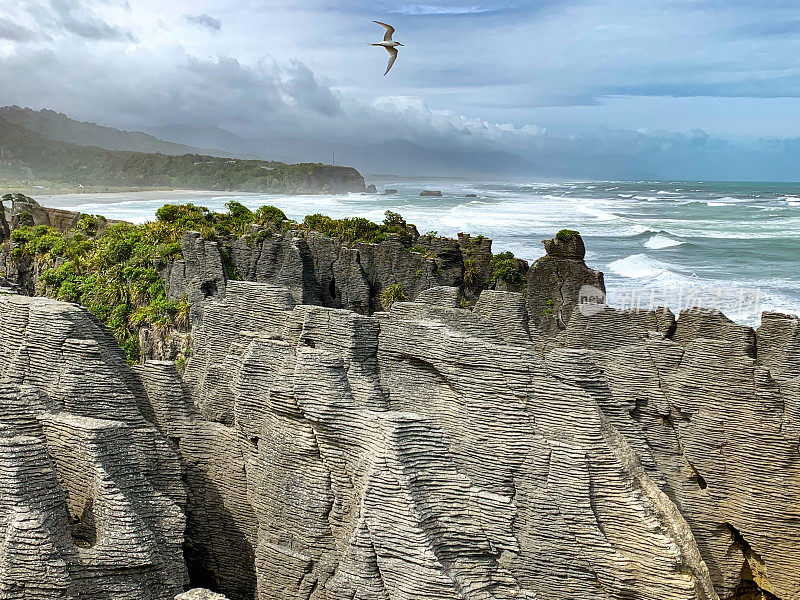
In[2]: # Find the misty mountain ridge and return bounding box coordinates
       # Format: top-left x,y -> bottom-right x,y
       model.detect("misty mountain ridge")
146,123 -> 264,160
0,106 -> 241,159
146,123 -> 539,177
0,107 -> 539,178
3,107 -> 795,181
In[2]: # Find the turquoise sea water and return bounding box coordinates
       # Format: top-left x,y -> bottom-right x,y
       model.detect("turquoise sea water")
48,180 -> 800,326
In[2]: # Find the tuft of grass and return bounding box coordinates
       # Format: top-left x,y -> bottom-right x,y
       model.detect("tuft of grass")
380,282 -> 408,310
463,258 -> 478,286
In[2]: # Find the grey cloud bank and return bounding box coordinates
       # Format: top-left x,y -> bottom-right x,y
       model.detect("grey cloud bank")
185,13 -> 221,33
0,0 -> 797,180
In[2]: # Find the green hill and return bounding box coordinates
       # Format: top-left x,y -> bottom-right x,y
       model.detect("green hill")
0,106 -> 242,157
0,115 -> 365,194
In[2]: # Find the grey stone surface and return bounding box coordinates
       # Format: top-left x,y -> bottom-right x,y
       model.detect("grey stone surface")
0,294 -> 187,599
169,282 -> 800,599
176,590 -> 230,600
1,223 -> 799,600
526,231 -> 606,333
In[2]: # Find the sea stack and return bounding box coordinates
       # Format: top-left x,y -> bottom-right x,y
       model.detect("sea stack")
526,229 -> 605,333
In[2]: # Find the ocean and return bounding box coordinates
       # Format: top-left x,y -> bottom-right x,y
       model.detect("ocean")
45,180 -> 800,327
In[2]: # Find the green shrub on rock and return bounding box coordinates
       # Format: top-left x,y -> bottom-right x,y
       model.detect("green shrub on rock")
254,205 -> 287,228
556,229 -> 579,242
301,212 -> 409,244
380,282 -> 408,309
488,251 -> 524,285
463,258 -> 478,286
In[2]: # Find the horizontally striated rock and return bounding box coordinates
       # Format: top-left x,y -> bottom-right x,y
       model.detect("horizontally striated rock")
558,305 -> 676,351
2,229 -> 800,600
473,289 -> 536,346
174,232 -> 229,309
0,274 -> 23,294
0,294 -> 187,599
526,231 -> 606,334
672,307 -> 756,356
137,360 -> 259,599
167,275 -> 800,600
756,311 -> 800,382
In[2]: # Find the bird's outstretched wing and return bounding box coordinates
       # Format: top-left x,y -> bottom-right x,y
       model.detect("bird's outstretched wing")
384,46 -> 398,75
374,20 -> 395,41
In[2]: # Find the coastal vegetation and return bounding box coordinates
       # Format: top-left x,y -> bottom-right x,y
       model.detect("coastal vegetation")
489,251 -> 524,285
556,229 -> 579,242
301,210 -> 411,244
9,216 -> 190,361
380,282 -> 408,309
2,201 -> 414,361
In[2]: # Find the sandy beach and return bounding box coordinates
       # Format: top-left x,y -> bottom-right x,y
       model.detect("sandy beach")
33,189 -> 258,210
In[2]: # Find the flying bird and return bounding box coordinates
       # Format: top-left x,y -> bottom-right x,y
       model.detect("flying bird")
371,21 -> 403,76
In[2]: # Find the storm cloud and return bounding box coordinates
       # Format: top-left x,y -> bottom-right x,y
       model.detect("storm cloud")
0,0 -> 797,179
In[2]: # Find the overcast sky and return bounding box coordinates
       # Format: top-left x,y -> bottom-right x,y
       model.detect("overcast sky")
0,0 -> 798,177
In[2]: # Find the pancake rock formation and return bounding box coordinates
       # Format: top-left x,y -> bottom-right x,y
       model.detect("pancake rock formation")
0,224 -> 799,600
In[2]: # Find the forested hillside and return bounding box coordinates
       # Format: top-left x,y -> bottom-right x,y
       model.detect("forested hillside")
0,106 -> 237,157
0,115 -> 365,193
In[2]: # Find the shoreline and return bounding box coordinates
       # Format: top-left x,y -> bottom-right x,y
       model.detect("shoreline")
30,189 -> 260,209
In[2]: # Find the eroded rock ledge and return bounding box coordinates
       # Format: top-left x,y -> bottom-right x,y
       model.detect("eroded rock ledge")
0,224 -> 799,600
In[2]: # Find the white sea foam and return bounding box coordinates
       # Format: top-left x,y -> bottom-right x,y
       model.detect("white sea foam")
608,254 -> 680,279
576,205 -> 620,221
644,234 -> 685,249
39,180 -> 797,326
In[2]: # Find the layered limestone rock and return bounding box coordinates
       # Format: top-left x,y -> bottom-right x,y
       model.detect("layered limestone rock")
178,229 -> 474,317
142,278 -> 798,600
0,294 -> 187,599
527,230 -> 606,333
0,193 -> 124,232
2,225 -> 799,600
